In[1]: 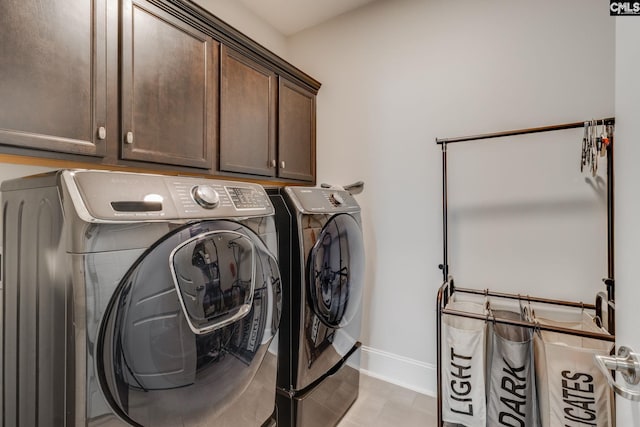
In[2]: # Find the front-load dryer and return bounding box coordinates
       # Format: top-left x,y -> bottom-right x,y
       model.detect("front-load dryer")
268,186 -> 365,427
1,170 -> 282,427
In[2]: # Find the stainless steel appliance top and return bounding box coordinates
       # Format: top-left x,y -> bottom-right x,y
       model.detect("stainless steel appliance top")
2,169 -> 274,222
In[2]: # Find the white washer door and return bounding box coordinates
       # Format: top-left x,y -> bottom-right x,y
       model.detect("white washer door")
97,220 -> 281,427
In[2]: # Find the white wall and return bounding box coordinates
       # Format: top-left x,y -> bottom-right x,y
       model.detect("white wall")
287,0 -> 614,394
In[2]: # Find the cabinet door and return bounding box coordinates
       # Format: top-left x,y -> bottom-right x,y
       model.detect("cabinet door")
278,78 -> 316,182
0,0 -> 107,156
220,45 -> 277,177
121,0 -> 216,169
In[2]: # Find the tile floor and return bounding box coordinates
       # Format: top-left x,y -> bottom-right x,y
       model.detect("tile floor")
337,374 -> 437,427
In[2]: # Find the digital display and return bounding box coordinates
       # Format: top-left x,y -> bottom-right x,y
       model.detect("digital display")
110,201 -> 163,212
226,187 -> 268,209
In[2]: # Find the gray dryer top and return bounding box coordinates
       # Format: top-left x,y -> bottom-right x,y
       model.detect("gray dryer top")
285,186 -> 360,214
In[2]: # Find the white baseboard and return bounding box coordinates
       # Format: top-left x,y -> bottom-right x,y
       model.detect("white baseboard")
359,345 -> 437,397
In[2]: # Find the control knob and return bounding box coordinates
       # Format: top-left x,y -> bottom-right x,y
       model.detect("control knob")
192,185 -> 220,209
330,192 -> 344,206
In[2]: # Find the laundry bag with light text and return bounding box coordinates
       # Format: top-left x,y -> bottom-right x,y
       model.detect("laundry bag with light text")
442,300 -> 487,427
533,312 -> 614,427
486,310 -> 540,427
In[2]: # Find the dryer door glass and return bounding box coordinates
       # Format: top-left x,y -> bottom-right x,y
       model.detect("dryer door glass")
97,220 -> 281,427
308,213 -> 365,328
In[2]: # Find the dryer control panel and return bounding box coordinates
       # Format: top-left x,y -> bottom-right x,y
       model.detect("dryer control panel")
286,187 -> 360,214
64,170 -> 273,222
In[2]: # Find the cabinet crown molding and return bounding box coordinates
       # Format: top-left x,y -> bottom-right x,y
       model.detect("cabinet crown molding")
158,0 -> 322,94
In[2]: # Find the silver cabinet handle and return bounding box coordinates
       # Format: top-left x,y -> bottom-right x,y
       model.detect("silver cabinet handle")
97,126 -> 107,140
270,159 -> 276,168
595,346 -> 640,401
125,131 -> 134,144
280,160 -> 286,169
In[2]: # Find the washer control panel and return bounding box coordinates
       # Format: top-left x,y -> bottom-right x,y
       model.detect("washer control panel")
329,192 -> 345,207
226,186 -> 270,210
169,180 -> 232,216
191,185 -> 220,209
67,170 -> 273,221
286,187 -> 360,214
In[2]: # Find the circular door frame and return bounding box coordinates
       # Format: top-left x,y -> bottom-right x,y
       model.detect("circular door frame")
96,219 -> 281,427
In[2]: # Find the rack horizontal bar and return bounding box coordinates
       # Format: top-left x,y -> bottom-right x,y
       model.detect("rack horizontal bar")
442,308 -> 615,342
435,117 -> 615,145
454,287 -> 597,310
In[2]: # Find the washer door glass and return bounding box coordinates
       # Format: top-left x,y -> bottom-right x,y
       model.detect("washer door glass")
308,213 -> 364,328
171,229 -> 256,335
97,220 -> 281,427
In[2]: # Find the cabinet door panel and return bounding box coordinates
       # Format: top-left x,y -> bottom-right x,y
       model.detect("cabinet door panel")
278,78 -> 316,182
121,0 -> 216,169
0,0 -> 106,156
220,45 -> 277,177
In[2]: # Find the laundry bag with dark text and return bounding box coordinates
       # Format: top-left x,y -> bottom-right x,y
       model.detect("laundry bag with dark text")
533,312 -> 613,427
486,310 -> 540,427
442,300 -> 487,427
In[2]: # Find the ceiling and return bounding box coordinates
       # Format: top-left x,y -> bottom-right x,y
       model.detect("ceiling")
237,0 -> 379,36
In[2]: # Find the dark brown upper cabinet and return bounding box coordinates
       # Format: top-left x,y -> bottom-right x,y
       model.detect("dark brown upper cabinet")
219,45 -> 278,177
120,0 -> 217,169
0,0 -> 107,156
0,0 -> 320,182
219,46 -> 317,182
278,77 -> 316,182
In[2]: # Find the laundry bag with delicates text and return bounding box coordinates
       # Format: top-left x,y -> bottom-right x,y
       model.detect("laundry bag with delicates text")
533,312 -> 613,427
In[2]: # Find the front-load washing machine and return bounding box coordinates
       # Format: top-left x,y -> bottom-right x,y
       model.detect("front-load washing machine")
268,186 -> 365,427
1,169 -> 281,427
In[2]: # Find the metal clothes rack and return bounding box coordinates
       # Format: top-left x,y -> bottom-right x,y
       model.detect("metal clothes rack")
434,118 -> 616,426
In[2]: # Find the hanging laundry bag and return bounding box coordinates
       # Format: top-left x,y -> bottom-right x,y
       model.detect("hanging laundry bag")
442,300 -> 487,427
486,310 -> 540,427
533,312 -> 613,427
